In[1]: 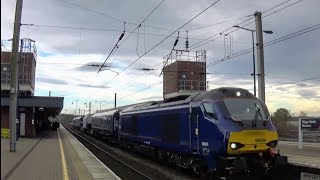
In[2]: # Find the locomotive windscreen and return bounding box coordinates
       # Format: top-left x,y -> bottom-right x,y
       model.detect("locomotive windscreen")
224,98 -> 268,121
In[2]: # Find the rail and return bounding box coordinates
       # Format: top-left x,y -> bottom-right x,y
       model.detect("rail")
64,125 -> 153,180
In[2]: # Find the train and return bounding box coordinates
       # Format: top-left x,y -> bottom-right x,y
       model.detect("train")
71,116 -> 83,130
70,87 -> 287,178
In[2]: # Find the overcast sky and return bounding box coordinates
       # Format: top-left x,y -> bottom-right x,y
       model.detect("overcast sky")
1,0 -> 319,116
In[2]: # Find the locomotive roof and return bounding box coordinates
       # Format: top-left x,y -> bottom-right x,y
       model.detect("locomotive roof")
72,116 -> 83,120
92,109 -> 119,117
121,87 -> 254,113
192,87 -> 253,101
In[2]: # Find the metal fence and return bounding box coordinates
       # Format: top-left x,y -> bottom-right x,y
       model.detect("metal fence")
178,80 -> 208,91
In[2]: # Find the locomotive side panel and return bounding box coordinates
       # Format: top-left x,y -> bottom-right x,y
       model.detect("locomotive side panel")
119,107 -> 191,153
160,113 -> 180,144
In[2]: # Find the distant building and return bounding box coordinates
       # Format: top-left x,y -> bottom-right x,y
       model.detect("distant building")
163,50 -> 207,99
287,120 -> 299,127
1,40 -> 36,96
1,38 -> 64,137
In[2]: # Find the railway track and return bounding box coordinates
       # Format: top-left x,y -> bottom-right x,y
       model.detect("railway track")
64,125 -> 153,180
64,124 -> 320,180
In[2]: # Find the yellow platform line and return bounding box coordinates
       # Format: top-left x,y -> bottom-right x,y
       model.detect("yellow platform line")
58,130 -> 69,180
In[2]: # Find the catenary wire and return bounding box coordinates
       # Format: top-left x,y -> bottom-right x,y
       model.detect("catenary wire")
186,15 -> 250,31
101,0 -> 221,87
97,0 -> 165,73
189,0 -> 304,50
190,0 -> 298,49
97,30 -> 125,73
58,0 -> 172,31
20,23 -> 252,44
206,24 -> 320,67
96,0 -> 299,102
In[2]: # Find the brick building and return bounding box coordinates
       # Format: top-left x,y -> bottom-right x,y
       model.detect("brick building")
163,50 -> 208,99
1,38 -> 64,137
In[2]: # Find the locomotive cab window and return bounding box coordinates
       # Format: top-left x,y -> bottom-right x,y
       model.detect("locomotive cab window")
203,103 -> 217,120
224,98 -> 268,121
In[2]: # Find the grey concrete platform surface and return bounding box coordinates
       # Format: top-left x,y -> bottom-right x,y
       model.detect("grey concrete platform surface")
60,125 -> 120,180
277,141 -> 320,169
1,126 -> 120,180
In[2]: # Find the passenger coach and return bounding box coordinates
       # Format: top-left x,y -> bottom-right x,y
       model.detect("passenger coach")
90,110 -> 121,138
71,116 -> 83,130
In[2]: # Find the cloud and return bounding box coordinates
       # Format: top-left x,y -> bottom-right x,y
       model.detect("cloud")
276,87 -> 287,92
36,77 -> 68,85
297,89 -> 319,99
77,83 -> 110,89
75,62 -> 112,72
296,83 -> 308,87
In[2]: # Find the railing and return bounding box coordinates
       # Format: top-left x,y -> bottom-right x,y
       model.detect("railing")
163,50 -> 206,67
178,80 -> 208,91
1,38 -> 37,60
1,72 -> 31,85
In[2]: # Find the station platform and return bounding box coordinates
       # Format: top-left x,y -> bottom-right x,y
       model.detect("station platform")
277,141 -> 320,169
1,126 -> 120,180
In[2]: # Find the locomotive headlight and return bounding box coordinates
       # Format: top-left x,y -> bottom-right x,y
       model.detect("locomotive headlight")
229,142 -> 244,150
230,143 -> 237,149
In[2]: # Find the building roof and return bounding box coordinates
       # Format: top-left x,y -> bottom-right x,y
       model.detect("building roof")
1,96 -> 64,114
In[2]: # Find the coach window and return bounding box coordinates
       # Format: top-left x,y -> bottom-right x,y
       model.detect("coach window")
203,103 -> 217,120
100,117 -> 106,127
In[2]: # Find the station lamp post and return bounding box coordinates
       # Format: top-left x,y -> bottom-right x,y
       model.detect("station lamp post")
95,101 -> 106,111
71,100 -> 79,115
84,102 -> 92,115
233,25 -> 273,97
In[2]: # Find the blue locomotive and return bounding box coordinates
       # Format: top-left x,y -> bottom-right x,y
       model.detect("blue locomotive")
76,87 -> 287,177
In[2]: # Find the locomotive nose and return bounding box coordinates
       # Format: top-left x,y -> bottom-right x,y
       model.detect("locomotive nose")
227,130 -> 278,155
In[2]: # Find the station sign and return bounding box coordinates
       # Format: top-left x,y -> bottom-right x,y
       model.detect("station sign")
301,118 -> 320,130
301,172 -> 320,180
298,117 -> 320,150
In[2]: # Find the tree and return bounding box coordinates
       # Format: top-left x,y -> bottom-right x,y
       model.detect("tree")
271,108 -> 293,135
273,108 -> 292,122
299,111 -> 308,117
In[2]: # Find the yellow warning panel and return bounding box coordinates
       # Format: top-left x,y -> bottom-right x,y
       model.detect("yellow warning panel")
1,128 -> 10,138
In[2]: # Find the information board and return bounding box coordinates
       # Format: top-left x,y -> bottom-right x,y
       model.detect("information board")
301,118 -> 320,130
298,118 -> 320,150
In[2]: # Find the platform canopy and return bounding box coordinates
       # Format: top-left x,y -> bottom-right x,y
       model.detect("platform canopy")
1,96 -> 64,115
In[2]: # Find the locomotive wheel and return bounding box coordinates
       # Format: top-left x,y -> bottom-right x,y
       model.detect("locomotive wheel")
156,150 -> 165,164
199,166 -> 210,180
